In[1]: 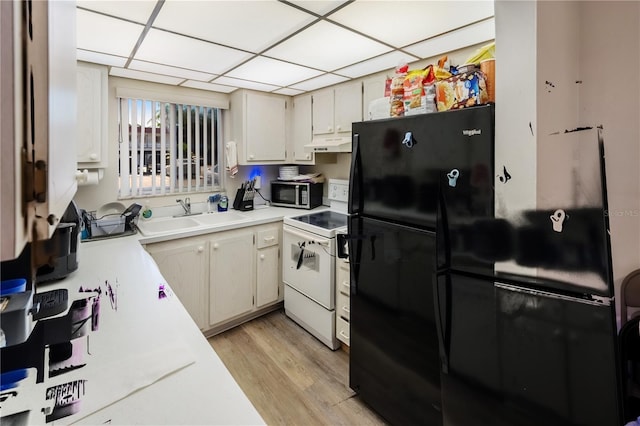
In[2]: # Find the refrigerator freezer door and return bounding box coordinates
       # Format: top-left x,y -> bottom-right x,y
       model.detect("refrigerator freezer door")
494,128 -> 614,297
495,282 -> 621,426
437,273 -> 504,426
349,216 -> 441,425
351,105 -> 494,231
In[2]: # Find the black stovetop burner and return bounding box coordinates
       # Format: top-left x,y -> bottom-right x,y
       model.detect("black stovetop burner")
291,210 -> 348,231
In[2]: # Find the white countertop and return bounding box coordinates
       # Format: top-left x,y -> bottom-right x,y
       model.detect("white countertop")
2,205 -> 327,425
135,205 -> 329,244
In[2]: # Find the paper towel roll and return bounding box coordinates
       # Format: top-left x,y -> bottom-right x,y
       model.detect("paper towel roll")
76,169 -> 103,186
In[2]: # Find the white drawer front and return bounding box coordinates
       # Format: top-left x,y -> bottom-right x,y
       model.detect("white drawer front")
336,316 -> 350,346
337,260 -> 350,296
337,291 -> 350,321
257,228 -> 279,249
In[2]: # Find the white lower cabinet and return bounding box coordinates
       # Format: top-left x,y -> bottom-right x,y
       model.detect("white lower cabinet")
145,223 -> 282,333
336,257 -> 351,346
209,229 -> 255,325
146,237 -> 210,330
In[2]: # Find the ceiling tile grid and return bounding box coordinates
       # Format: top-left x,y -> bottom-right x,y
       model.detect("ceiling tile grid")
75,0 -> 495,95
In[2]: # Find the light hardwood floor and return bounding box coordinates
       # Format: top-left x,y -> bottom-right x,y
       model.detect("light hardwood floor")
208,309 -> 387,426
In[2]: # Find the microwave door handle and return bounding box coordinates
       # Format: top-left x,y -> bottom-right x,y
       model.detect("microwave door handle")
295,185 -> 300,206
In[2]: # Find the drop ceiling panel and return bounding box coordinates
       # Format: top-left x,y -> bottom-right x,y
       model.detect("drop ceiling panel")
264,20 -> 392,71
153,0 -> 316,53
404,18 -> 495,61
76,9 -> 144,57
76,1 -> 156,24
182,80 -> 237,94
288,1 -> 350,16
212,76 -> 280,92
290,73 -> 349,92
135,29 -> 252,75
273,87 -> 305,96
226,56 -> 324,87
77,49 -> 127,67
109,67 -> 185,86
335,51 -> 419,78
329,1 -> 494,48
129,60 -> 216,82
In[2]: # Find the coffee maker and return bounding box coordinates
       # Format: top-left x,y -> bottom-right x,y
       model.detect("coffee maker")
35,201 -> 82,283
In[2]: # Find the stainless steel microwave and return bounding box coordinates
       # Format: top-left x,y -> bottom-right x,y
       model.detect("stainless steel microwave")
271,181 -> 323,209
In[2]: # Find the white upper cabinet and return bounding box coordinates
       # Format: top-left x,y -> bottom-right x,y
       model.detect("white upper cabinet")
290,94 -> 314,164
76,62 -> 108,168
312,80 -> 363,137
334,81 -> 363,134
230,90 -> 287,164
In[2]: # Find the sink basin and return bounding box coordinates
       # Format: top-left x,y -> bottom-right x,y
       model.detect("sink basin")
195,211 -> 247,226
137,216 -> 201,235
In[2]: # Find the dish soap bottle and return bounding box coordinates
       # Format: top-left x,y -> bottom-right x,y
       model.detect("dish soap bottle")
218,195 -> 228,212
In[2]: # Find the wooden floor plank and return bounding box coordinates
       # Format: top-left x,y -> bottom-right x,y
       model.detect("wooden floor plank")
209,309 -> 387,426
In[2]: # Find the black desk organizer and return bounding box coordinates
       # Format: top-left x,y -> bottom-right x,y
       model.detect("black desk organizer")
233,187 -> 254,211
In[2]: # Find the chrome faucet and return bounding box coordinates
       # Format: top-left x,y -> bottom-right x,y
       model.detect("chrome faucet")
176,197 -> 191,215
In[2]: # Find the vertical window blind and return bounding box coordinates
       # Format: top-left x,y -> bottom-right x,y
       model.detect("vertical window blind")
117,98 -> 222,198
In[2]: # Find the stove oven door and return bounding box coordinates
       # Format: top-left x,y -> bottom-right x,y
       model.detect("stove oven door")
282,225 -> 335,309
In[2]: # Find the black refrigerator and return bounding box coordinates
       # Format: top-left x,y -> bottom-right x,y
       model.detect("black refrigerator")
348,105 -> 495,425
347,106 -> 622,426
437,125 -> 621,426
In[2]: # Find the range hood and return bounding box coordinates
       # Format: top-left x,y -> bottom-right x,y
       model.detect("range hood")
304,136 -> 351,153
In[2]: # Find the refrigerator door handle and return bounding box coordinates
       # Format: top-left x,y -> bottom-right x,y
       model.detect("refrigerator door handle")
436,187 -> 452,270
495,282 -> 613,306
434,273 -> 451,374
349,133 -> 362,215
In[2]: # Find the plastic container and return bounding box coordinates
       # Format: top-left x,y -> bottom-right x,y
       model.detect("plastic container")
90,215 -> 125,237
218,196 -> 228,212
480,58 -> 495,103
1,278 -> 27,296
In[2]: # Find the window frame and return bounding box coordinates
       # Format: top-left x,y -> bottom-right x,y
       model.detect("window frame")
116,97 -> 224,200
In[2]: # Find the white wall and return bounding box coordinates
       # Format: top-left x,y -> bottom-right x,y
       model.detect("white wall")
74,76 -> 232,212
577,1 -> 640,322
495,0 -> 640,325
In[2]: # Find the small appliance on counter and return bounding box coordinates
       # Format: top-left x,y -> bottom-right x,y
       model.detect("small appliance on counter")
35,201 -> 82,283
271,181 -> 323,209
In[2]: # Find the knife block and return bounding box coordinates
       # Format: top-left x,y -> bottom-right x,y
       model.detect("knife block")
233,188 -> 254,211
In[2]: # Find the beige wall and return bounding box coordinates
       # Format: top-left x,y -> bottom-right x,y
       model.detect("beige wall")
496,0 -> 640,325
578,1 -> 640,321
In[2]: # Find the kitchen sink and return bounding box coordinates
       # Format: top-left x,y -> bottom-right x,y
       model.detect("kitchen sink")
195,211 -> 247,225
137,216 -> 201,235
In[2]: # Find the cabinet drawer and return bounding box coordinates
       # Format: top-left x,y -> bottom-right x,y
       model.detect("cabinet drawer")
337,260 -> 350,296
337,316 -> 350,346
337,291 -> 350,321
257,228 -> 279,248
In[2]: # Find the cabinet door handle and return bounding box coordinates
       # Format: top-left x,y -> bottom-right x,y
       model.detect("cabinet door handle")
336,125 -> 341,132
339,330 -> 349,339
342,281 -> 350,290
263,236 -> 275,242
197,246 -> 204,253
260,254 -> 265,260
213,243 -> 219,250
249,154 -> 254,160
328,126 -> 333,132
306,154 -> 310,160
89,153 -> 98,160
342,306 -> 350,314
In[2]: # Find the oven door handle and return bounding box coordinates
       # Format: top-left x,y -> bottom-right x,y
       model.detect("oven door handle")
284,227 -> 331,246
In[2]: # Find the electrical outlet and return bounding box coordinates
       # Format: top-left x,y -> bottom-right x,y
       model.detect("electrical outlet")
254,176 -> 261,189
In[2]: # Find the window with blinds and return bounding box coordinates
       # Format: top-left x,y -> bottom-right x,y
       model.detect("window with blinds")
117,98 -> 222,198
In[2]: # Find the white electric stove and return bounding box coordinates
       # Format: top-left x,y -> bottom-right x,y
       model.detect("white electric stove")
282,179 -> 348,350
